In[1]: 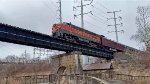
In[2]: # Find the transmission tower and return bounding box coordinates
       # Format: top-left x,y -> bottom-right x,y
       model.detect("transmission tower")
73,0 -> 93,28
107,10 -> 123,42
57,0 -> 62,23
33,48 -> 46,63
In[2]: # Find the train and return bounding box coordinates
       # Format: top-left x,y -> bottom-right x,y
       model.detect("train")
51,22 -> 126,52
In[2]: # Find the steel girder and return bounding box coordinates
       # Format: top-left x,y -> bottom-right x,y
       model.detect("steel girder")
0,23 -> 114,59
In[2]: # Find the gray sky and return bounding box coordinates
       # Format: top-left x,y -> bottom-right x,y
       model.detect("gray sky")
0,0 -> 149,58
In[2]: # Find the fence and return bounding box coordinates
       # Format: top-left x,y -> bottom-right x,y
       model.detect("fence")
23,75 -> 49,84
0,77 -> 23,84
85,73 -> 150,84
0,74 -> 107,84
93,73 -> 150,81
0,75 -> 49,84
1,73 -> 150,84
48,74 -> 102,84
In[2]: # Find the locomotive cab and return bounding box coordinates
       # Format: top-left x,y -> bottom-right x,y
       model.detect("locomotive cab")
52,23 -> 61,38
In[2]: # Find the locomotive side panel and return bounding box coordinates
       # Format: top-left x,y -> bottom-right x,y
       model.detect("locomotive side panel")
69,23 -> 104,38
62,24 -> 100,42
52,24 -> 101,47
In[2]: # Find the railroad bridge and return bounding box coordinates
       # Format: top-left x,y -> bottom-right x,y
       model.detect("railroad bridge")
0,23 -> 116,59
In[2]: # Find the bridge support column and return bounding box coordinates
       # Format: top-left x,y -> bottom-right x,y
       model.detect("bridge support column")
50,51 -> 83,75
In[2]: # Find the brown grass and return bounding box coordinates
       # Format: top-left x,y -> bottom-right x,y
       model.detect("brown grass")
0,60 -> 52,77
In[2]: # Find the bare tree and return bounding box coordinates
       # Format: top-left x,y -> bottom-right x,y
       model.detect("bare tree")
20,52 -> 31,64
5,55 -> 16,63
131,6 -> 150,51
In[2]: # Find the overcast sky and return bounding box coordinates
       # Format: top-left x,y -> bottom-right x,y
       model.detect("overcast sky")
0,0 -> 149,58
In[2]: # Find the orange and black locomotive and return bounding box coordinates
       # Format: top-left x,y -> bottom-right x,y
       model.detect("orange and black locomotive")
52,22 -> 125,51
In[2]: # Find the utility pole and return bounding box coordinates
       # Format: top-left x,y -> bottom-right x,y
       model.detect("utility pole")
24,50 -> 27,64
33,48 -> 46,62
24,50 -> 27,57
81,0 -> 84,28
45,49 -> 51,63
74,0 -> 93,28
57,0 -> 62,23
107,10 -> 123,42
73,0 -> 93,64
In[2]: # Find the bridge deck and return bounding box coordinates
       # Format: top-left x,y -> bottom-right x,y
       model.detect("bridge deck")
0,23 -> 114,59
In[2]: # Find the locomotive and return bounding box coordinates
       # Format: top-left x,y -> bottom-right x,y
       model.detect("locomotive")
52,22 -> 125,51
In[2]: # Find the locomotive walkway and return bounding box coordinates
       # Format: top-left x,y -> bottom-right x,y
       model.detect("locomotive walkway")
0,23 -> 114,59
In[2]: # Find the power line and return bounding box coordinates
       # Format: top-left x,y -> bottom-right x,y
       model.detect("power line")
49,0 -> 58,7
42,0 -> 62,23
42,0 -> 57,23
107,10 -> 123,42
96,1 -> 121,18
73,0 -> 94,28
87,14 -> 107,25
84,20 -> 108,31
42,0 -> 57,13
92,6 -> 111,18
92,14 -> 105,22
57,0 -> 62,23
92,11 -> 108,19
74,1 -> 81,14
96,1 -> 110,11
97,1 -> 122,18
